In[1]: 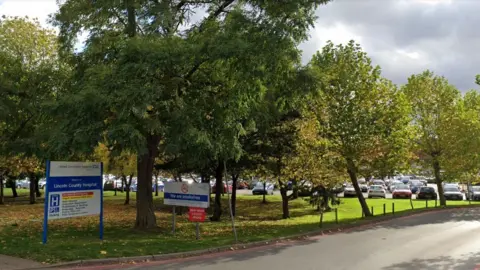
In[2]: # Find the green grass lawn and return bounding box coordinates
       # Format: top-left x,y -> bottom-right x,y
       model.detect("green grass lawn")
3,188 -> 30,197
0,191 -> 477,263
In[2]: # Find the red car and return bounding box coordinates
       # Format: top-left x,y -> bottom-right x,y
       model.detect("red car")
392,184 -> 412,199
211,182 -> 233,194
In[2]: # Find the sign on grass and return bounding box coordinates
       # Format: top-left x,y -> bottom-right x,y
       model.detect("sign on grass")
164,182 -> 210,208
188,207 -> 206,222
43,161 -> 103,244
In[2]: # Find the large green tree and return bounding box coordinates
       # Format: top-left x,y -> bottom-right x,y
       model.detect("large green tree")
308,40 -> 411,216
403,70 -> 460,206
51,0 -> 331,228
0,17 -> 67,203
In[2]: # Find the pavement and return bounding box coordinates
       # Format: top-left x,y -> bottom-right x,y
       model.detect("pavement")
0,255 -> 42,270
58,207 -> 480,270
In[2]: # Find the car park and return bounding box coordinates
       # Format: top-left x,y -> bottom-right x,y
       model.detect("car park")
392,184 -> 412,199
368,185 -> 386,198
417,186 -> 437,200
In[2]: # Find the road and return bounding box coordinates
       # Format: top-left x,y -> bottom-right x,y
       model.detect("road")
73,207 -> 480,270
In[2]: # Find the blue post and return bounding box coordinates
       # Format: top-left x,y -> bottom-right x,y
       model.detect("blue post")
42,160 -> 50,244
99,162 -> 104,240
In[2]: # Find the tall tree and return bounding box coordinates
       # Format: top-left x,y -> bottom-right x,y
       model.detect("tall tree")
403,70 -> 460,206
440,91 -> 480,185
51,0 -> 331,227
309,41 -> 410,216
0,17 -> 66,204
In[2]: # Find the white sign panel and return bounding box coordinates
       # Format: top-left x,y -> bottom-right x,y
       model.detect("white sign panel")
49,161 -> 102,177
46,161 -> 102,220
164,182 -> 210,208
48,190 -> 101,220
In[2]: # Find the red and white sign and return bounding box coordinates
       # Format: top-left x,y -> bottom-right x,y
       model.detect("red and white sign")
188,207 -> 206,222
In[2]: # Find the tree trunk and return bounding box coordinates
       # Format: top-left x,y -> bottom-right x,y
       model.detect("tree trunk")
29,173 -> 36,204
279,181 -> 289,219
210,162 -> 223,221
10,181 -> 17,198
346,158 -> 371,216
231,174 -> 238,217
125,174 -> 133,205
35,177 -> 41,197
154,172 -> 159,197
262,182 -> 267,204
135,134 -> 160,229
433,158 -> 446,206
0,175 -> 4,205
292,179 -> 298,199
120,178 -> 124,193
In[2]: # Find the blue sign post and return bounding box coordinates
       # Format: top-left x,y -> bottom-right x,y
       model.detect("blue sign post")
43,161 -> 103,244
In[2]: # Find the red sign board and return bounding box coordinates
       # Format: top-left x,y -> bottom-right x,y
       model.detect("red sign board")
188,207 -> 206,222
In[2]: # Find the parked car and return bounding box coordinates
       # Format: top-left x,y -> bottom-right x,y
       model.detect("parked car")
343,185 -> 357,197
392,184 -> 412,199
371,180 -> 386,190
152,181 -> 164,192
468,186 -> 480,201
389,181 -> 404,192
252,182 -> 274,195
211,182 -> 233,194
360,184 -> 368,193
443,186 -> 463,200
16,179 -> 29,189
367,185 -> 386,198
237,181 -> 249,190
103,180 -> 120,191
417,186 -> 437,200
38,179 -> 46,189
408,180 -> 423,194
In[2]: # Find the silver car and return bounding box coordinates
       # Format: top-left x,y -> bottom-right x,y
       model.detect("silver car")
343,185 -> 357,197
368,185 -> 386,198
443,186 -> 463,200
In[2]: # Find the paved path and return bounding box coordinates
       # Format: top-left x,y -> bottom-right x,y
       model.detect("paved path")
0,255 -> 42,270
71,207 -> 480,270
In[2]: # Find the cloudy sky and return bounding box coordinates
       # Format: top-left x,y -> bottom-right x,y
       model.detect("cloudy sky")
1,0 -> 477,91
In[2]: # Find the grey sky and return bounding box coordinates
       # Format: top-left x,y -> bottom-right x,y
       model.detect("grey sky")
1,0 -> 477,91
300,0 -> 479,91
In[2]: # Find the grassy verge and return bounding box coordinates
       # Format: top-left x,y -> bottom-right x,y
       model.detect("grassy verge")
0,192 -> 477,263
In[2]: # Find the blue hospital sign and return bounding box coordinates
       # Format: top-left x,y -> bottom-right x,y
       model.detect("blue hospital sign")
49,194 -> 60,216
43,161 -> 104,244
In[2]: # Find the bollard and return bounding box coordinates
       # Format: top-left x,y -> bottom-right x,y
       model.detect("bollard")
383,203 -> 386,216
435,199 -> 438,208
371,206 -> 374,216
392,202 -> 395,215
319,211 -> 324,228
335,208 -> 338,224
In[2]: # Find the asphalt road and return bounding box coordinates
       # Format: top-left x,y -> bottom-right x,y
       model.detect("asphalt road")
73,207 -> 480,270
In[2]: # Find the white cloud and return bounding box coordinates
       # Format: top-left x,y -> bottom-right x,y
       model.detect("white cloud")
0,0 -> 57,28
